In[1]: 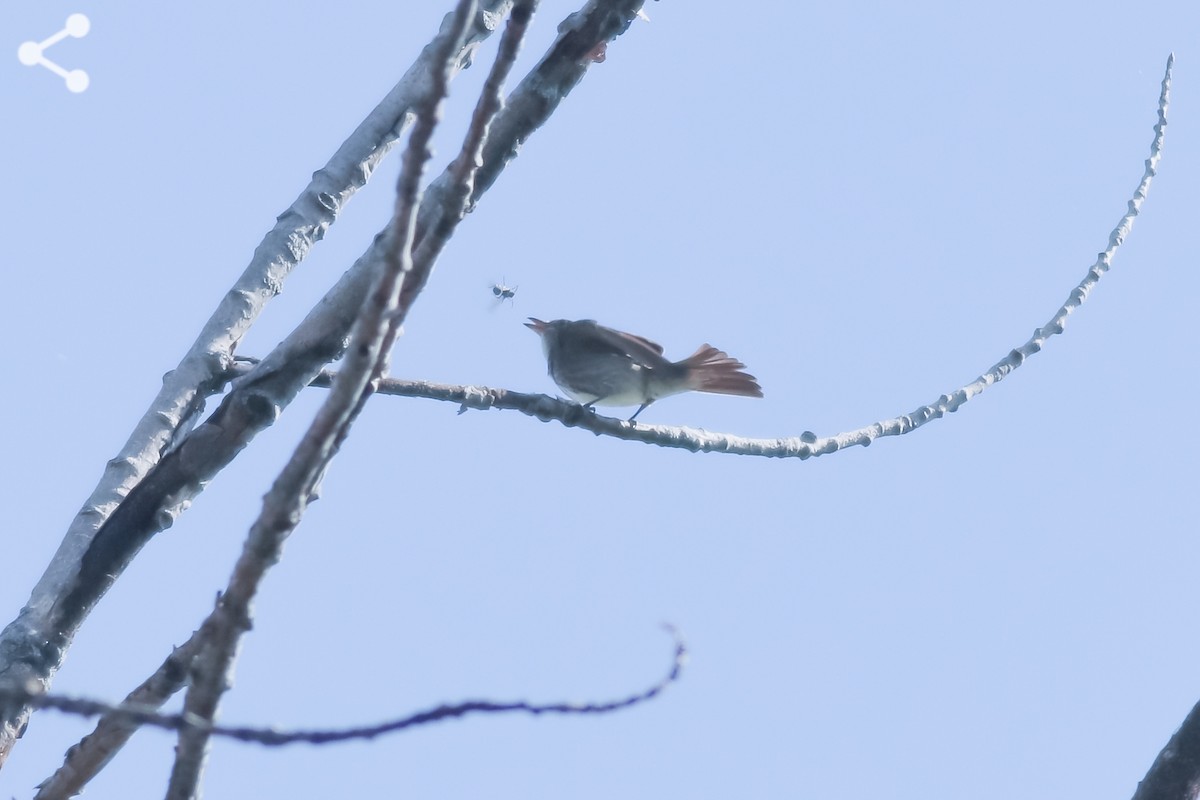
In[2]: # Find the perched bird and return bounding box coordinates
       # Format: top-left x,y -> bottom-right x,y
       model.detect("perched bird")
525,318 -> 763,421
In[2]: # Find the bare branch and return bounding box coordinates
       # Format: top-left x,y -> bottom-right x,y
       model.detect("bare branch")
0,0 -> 514,764
405,0 -> 540,300
162,5 -> 477,797
449,0 -> 539,223
5,626 -> 685,749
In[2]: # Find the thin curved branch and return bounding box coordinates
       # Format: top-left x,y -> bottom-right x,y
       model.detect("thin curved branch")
6,626 -> 684,750
249,54 -> 1174,460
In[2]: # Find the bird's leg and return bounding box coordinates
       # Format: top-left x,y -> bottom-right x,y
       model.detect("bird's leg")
627,402 -> 651,422
580,394 -> 606,414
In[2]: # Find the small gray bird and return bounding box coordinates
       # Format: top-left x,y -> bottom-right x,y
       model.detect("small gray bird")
525,318 -> 763,421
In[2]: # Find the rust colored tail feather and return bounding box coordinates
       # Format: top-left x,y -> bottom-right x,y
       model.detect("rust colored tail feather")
680,345 -> 764,398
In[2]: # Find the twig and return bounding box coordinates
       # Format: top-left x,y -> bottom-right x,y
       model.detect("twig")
4,626 -> 685,748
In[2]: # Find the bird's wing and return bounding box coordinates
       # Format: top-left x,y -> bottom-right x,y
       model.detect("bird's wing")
585,321 -> 668,364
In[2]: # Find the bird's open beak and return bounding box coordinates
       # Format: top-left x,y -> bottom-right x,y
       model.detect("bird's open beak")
524,317 -> 548,334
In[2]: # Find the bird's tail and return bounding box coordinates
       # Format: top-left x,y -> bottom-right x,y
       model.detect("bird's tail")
679,345 -> 764,397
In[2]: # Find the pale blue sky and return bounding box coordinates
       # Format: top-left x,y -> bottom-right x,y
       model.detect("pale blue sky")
3,2 -> 1198,798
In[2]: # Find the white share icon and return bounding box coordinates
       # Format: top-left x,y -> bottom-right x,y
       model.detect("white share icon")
17,14 -> 91,93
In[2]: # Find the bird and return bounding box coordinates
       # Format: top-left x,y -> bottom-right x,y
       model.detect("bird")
525,318 -> 763,421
